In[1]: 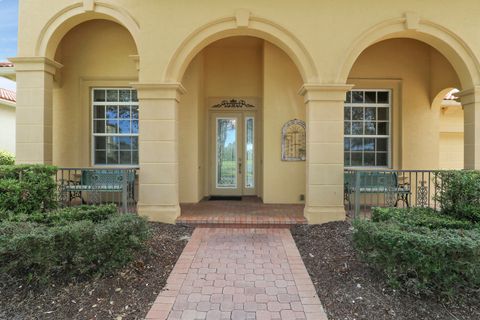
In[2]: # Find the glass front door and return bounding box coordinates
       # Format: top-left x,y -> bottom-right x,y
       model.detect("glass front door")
211,112 -> 256,196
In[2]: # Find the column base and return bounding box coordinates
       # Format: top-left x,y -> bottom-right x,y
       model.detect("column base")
137,204 -> 181,224
304,206 -> 346,224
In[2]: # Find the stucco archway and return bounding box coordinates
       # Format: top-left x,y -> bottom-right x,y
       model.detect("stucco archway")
164,14 -> 318,83
36,1 -> 140,59
338,15 -> 480,89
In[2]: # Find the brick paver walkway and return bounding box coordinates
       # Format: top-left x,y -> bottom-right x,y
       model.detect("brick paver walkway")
145,228 -> 327,320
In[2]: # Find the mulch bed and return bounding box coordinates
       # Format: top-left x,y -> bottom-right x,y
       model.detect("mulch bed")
291,221 -> 480,320
0,222 -> 193,320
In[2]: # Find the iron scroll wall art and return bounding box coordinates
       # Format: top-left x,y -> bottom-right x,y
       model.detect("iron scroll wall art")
211,99 -> 255,109
282,119 -> 306,161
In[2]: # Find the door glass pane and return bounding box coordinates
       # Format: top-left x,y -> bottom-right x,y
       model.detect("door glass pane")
245,117 -> 254,189
216,118 -> 237,188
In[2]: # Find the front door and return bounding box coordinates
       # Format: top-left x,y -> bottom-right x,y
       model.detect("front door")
210,112 -> 256,196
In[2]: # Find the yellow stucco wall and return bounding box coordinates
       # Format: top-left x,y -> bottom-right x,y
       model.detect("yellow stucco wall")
0,103 -> 15,154
439,107 -> 464,169
13,0 -> 480,223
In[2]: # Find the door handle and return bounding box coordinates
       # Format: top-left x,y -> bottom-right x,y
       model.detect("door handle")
238,162 -> 242,174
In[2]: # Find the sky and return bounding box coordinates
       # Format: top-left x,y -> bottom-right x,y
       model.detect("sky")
0,0 -> 17,91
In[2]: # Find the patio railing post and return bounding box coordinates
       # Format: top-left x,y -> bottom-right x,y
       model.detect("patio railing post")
122,170 -> 128,214
354,170 -> 361,219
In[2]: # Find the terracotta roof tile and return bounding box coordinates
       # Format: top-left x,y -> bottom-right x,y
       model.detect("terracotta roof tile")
0,62 -> 13,68
0,88 -> 16,103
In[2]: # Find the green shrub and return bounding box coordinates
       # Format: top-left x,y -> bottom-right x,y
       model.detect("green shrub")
8,204 -> 118,225
372,207 -> 475,230
0,151 -> 14,165
0,165 -> 58,214
435,170 -> 480,223
353,219 -> 480,295
0,213 -> 150,283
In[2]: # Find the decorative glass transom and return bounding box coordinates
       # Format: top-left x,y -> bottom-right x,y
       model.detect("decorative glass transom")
92,88 -> 139,166
344,89 -> 391,167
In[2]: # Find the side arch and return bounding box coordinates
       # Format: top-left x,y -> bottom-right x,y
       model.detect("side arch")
338,16 -> 480,89
36,1 -> 140,58
164,15 -> 318,83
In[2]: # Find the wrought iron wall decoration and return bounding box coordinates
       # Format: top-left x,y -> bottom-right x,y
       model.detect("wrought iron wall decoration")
282,119 -> 306,161
212,99 -> 255,109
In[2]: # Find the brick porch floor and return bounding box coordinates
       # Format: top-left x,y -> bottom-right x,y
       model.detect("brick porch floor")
145,227 -> 327,320
177,197 -> 307,227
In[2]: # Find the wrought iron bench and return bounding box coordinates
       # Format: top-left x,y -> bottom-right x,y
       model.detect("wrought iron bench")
344,171 -> 411,208
59,169 -> 135,205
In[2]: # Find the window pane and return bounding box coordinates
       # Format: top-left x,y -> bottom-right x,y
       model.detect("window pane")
107,150 -> 119,164
119,120 -> 131,134
132,137 -> 139,150
364,138 -> 375,151
352,122 -> 363,135
119,90 -> 131,102
365,122 -> 376,135
95,136 -> 106,150
352,91 -> 364,103
365,107 -> 376,120
120,151 -> 132,164
94,105 -> 105,119
352,107 -> 363,120
131,106 -> 139,119
132,150 -> 139,164
351,153 -> 362,166
351,138 -> 363,151
377,153 -> 388,166
131,120 -> 139,134
345,91 -> 351,103
132,90 -> 138,102
94,120 -> 105,134
378,107 -> 389,120
119,136 -> 132,150
377,138 -> 388,152
106,120 -> 119,133
119,106 -> 131,119
106,106 -> 118,119
365,91 -> 376,103
344,107 -> 351,120
344,137 -> 351,151
107,90 -> 119,102
378,91 -> 389,104
95,150 -> 106,164
344,152 -> 351,166
344,122 -> 351,135
107,137 -> 119,150
364,152 -> 375,166
94,90 -> 106,102
378,122 -> 388,135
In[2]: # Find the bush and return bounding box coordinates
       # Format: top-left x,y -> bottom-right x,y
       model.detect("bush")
8,204 -> 118,225
0,151 -> 14,165
353,219 -> 480,295
435,170 -> 480,223
0,212 -> 150,283
372,207 -> 475,230
0,165 -> 58,214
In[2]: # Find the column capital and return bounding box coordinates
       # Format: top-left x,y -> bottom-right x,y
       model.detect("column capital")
130,82 -> 187,101
456,86 -> 480,106
298,83 -> 354,103
9,56 -> 63,76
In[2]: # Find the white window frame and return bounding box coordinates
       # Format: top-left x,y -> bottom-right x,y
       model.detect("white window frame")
91,87 -> 139,168
344,89 -> 392,169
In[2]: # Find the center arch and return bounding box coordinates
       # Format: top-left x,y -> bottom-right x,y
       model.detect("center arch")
164,15 -> 318,83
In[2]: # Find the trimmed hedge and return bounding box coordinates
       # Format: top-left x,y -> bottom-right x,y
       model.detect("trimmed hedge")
0,151 -> 14,165
435,170 -> 480,223
0,165 -> 58,214
372,207 -> 475,230
0,211 -> 149,282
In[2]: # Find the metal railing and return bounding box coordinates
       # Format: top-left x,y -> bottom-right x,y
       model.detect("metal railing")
56,168 -> 138,213
344,169 -> 443,219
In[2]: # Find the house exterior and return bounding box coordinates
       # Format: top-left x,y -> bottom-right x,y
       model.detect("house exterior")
0,87 -> 15,154
11,0 -> 480,224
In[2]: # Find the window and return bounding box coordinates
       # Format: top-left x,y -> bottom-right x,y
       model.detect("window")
92,88 -> 139,166
344,89 -> 391,167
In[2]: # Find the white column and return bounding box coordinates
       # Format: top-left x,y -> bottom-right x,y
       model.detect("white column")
10,57 -> 62,164
458,86 -> 480,169
300,84 -> 353,224
132,83 -> 186,223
